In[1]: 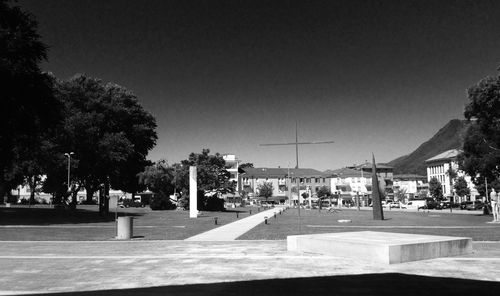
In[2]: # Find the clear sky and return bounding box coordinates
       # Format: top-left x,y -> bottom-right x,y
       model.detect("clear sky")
20,0 -> 500,171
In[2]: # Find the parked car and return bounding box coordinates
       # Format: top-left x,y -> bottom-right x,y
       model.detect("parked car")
418,200 -> 438,210
389,202 -> 405,209
465,201 -> 485,211
406,200 -> 427,210
460,201 -> 474,210
120,197 -> 145,208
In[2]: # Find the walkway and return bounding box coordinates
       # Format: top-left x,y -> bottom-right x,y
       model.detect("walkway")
185,206 -> 286,241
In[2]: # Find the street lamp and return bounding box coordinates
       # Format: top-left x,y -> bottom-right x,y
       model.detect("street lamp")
64,152 -> 75,190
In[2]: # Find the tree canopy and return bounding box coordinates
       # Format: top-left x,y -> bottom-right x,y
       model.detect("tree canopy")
428,177 -> 443,200
453,176 -> 470,199
45,74 -> 157,204
180,149 -> 235,195
0,0 -> 61,200
257,182 -> 274,199
459,70 -> 500,192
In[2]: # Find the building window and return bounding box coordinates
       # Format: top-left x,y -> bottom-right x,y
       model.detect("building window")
306,178 -> 311,183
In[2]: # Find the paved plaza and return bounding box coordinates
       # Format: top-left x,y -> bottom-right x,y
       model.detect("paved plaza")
1,240 -> 500,295
1,206 -> 500,295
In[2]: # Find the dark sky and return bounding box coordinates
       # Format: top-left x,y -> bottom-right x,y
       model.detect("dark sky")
20,0 -> 500,170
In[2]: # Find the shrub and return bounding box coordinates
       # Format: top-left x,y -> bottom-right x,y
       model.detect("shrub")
149,192 -> 176,210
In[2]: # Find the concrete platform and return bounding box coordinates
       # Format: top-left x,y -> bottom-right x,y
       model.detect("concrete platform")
287,231 -> 472,264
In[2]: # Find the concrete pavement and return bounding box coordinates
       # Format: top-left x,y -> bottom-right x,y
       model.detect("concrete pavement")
185,206 -> 286,241
0,240 -> 499,295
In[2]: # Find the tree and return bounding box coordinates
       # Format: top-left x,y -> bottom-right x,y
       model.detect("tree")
138,160 -> 174,195
0,0 -> 61,201
239,163 -> 254,169
453,176 -> 470,202
257,182 -> 274,203
51,74 -> 157,207
428,177 -> 443,200
179,149 -> 235,211
394,188 -> 407,202
317,186 -> 331,199
138,160 -> 177,210
459,69 -> 500,194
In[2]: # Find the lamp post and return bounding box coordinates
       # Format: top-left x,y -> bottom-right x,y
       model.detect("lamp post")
64,152 -> 74,190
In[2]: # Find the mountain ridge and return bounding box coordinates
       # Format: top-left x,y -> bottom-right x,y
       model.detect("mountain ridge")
388,119 -> 469,175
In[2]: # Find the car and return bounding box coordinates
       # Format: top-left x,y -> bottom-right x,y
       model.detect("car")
121,198 -> 145,208
436,201 -> 460,210
465,201 -> 484,211
406,200 -> 427,209
389,202 -> 404,209
436,201 -> 449,210
418,200 -> 438,210
460,201 -> 474,210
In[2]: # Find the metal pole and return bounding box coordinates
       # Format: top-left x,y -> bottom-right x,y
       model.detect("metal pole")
67,155 -> 71,190
485,177 -> 489,202
295,121 -> 299,170
297,173 -> 301,234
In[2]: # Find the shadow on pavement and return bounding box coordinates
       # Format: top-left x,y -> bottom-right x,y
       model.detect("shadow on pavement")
0,207 -> 142,225
24,273 -> 500,296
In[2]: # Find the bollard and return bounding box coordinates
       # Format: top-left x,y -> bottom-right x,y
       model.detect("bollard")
236,212 -> 239,218
274,212 -> 277,219
264,216 -> 268,224
214,217 -> 218,225
116,216 -> 133,240
279,210 -> 282,215
249,210 -> 252,215
258,207 -> 260,212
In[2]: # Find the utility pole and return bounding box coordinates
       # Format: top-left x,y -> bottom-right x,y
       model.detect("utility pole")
260,122 -> 334,233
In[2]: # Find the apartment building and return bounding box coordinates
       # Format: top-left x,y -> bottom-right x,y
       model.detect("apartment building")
425,149 -> 478,201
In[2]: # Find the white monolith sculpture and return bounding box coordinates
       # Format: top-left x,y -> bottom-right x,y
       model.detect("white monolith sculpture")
189,166 -> 197,218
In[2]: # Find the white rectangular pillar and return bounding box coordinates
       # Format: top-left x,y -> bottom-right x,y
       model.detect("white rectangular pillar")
189,166 -> 197,218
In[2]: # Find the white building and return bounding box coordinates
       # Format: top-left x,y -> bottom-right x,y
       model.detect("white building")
392,174 -> 427,201
425,149 -> 478,201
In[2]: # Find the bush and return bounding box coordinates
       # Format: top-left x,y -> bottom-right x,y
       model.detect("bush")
80,199 -> 97,205
177,193 -> 189,210
203,195 -> 225,211
149,192 -> 176,210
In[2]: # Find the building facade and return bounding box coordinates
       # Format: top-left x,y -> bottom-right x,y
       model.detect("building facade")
392,174 -> 427,201
425,149 -> 478,201
239,167 -> 331,204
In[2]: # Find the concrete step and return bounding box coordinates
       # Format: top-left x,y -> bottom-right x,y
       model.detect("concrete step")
287,231 -> 472,264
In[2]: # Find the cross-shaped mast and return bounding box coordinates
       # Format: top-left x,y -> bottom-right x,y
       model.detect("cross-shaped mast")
260,122 -> 335,169
259,122 -> 334,233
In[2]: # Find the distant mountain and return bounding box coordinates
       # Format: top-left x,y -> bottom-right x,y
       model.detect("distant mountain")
388,119 -> 469,175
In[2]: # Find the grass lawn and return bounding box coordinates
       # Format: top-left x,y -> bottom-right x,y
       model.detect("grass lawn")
0,204 -> 253,240
2,205 -> 498,241
238,207 -> 500,241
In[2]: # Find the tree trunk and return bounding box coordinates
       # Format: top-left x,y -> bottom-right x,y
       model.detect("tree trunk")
85,186 -> 95,204
29,176 -> 36,204
0,176 -> 6,204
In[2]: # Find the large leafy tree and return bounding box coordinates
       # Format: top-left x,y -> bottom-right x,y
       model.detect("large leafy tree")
0,0 -> 61,201
48,74 -> 157,205
177,149 -> 235,211
180,149 -> 234,195
257,182 -> 274,203
459,69 -> 500,194
428,177 -> 443,200
138,160 -> 176,210
453,176 -> 470,202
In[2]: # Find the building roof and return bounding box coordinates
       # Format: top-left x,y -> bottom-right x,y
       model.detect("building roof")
326,168 -> 368,178
347,163 -> 394,170
425,149 -> 462,163
241,167 -> 330,178
393,174 -> 427,181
